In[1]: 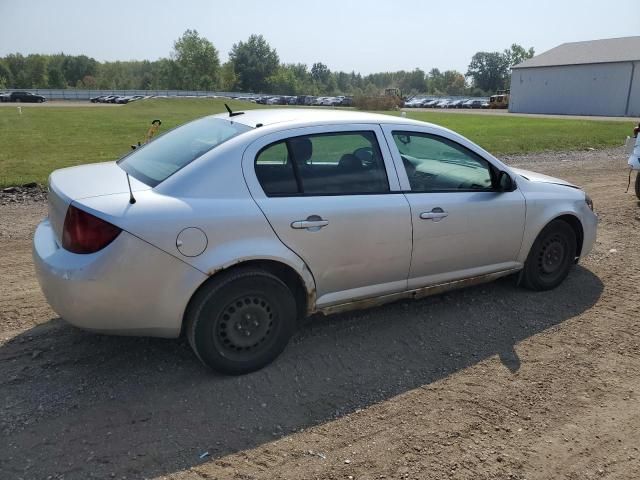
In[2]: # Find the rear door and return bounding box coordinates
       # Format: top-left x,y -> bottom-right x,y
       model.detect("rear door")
242,124 -> 412,308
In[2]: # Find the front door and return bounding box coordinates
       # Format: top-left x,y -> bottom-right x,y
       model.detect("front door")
242,124 -> 413,307
382,126 -> 526,288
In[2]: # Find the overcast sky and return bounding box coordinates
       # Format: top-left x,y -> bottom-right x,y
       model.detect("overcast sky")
0,0 -> 638,74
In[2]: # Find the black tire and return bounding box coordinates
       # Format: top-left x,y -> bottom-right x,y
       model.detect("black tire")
521,219 -> 577,291
186,268 -> 297,375
635,171 -> 640,200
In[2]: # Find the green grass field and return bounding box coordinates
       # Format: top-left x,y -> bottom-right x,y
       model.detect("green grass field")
0,98 -> 632,187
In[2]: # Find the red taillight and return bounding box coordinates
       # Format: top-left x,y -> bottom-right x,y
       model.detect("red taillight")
62,205 -> 121,254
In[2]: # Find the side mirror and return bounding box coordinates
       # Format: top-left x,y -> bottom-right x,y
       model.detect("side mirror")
497,171 -> 514,192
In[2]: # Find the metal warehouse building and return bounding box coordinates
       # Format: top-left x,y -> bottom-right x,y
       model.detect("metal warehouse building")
509,36 -> 640,117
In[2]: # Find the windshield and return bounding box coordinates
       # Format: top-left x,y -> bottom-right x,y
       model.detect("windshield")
118,117 -> 252,187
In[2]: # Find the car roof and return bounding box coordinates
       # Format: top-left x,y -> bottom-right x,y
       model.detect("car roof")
213,108 -> 429,129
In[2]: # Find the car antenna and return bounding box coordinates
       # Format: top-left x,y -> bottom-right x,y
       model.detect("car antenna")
125,172 -> 136,204
224,103 -> 244,117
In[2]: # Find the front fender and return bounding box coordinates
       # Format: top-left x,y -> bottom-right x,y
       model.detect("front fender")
517,183 -> 593,263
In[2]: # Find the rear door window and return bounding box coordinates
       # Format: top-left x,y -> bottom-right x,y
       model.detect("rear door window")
255,141 -> 299,195
255,131 -> 390,196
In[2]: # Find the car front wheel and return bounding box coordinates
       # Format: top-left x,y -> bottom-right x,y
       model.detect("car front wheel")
186,267 -> 297,375
521,219 -> 577,291
635,172 -> 640,200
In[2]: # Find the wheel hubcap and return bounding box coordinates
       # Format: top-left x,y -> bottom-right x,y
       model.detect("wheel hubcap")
216,296 -> 274,353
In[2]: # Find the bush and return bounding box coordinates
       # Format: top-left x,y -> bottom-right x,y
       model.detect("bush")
353,95 -> 403,111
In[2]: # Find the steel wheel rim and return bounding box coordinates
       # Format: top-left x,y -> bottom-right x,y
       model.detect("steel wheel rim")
214,295 -> 275,360
537,234 -> 567,277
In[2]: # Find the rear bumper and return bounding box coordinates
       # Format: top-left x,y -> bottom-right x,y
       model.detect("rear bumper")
33,219 -> 207,338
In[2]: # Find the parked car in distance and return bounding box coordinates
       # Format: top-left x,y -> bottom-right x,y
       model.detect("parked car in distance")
333,96 -> 346,106
421,99 -> 439,108
116,96 -> 134,104
98,95 -> 120,103
404,98 -> 424,108
2,91 -> 46,103
34,109 -> 597,375
296,95 -> 315,106
341,96 -> 353,107
463,99 -> 484,109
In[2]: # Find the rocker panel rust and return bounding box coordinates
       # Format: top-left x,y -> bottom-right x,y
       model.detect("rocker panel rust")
315,268 -> 521,316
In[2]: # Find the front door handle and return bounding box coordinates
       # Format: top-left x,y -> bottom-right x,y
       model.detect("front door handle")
420,208 -> 448,222
291,215 -> 329,230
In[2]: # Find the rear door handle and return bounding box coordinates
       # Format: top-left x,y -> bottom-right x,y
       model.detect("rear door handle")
420,208 -> 448,222
291,215 -> 329,230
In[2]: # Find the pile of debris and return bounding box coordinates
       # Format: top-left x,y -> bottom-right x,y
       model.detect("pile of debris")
0,183 -> 47,205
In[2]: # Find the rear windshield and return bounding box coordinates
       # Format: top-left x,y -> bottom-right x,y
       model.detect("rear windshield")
118,117 -> 252,187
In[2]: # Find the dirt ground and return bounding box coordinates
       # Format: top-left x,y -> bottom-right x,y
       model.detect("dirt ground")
1,147 -> 639,480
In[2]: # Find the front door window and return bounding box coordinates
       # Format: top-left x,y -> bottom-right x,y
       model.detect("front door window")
392,132 -> 494,192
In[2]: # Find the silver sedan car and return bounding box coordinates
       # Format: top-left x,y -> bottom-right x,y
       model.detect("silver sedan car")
34,109 -> 597,374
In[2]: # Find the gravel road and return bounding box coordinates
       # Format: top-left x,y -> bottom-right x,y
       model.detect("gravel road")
1,147 -> 639,480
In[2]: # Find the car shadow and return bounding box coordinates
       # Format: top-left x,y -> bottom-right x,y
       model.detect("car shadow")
1,266 -> 603,479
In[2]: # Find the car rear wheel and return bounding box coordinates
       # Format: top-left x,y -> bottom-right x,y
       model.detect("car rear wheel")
186,267 -> 297,375
521,219 -> 576,291
635,172 -> 640,200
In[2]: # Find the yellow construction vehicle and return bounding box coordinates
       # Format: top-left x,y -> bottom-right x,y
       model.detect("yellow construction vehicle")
489,89 -> 510,109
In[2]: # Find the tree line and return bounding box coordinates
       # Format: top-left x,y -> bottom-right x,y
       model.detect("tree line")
0,30 -> 533,96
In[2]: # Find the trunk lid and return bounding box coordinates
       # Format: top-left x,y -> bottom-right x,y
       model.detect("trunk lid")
48,162 -> 150,242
